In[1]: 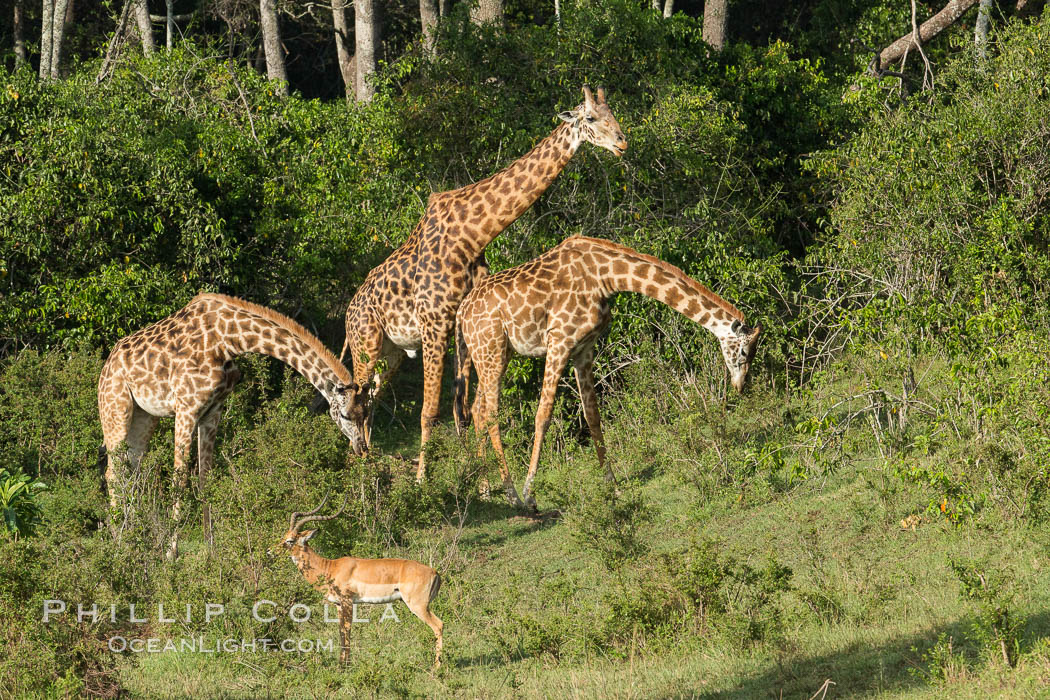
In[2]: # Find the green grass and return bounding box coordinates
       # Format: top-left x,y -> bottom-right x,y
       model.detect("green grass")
116,459 -> 1050,698
5,346 -> 1050,698
113,354 -> 1050,698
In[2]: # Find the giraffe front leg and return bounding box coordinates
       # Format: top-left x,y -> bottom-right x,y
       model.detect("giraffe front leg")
573,351 -> 611,481
521,341 -> 572,510
167,410 -> 200,561
416,320 -> 453,481
102,400 -> 158,537
347,317 -> 386,452
366,347 -> 404,450
474,351 -> 524,508
195,407 -> 223,550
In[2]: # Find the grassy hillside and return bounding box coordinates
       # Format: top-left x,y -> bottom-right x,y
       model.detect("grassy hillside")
3,339 -> 1049,698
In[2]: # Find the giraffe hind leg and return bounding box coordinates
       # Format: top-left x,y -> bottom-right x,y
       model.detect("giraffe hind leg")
573,351 -> 611,481
521,340 -> 573,509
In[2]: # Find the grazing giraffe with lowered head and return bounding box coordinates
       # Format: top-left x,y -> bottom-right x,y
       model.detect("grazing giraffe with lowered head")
98,293 -> 368,558
340,86 -> 627,478
453,236 -> 761,508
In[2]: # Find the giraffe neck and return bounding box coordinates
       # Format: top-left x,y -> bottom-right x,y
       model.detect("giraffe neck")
576,238 -> 745,338
457,122 -> 581,260
202,294 -> 351,399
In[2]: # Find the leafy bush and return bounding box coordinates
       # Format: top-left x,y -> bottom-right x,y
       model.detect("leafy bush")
0,468 -> 46,538
805,16 -> 1050,356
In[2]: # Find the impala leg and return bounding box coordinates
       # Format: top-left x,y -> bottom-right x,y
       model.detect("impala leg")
573,351 -> 611,481
521,342 -> 572,508
338,603 -> 352,664
403,598 -> 444,670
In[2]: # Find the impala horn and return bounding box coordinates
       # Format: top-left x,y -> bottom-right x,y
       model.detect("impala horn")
292,492 -> 349,532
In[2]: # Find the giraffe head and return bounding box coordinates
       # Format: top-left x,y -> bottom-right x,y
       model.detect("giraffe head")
718,321 -> 762,393
330,383 -> 368,455
558,85 -> 628,157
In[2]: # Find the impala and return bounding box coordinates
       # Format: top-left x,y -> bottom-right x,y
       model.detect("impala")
278,494 -> 444,668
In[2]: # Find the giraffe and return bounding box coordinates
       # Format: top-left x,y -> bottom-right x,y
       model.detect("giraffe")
340,86 -> 627,479
98,293 -> 368,558
453,236 -> 761,508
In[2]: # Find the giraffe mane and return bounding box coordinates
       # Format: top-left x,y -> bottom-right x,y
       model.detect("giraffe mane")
189,293 -> 352,384
566,236 -> 747,323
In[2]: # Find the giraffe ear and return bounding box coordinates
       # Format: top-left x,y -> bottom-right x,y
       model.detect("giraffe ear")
581,85 -> 595,108
558,110 -> 576,123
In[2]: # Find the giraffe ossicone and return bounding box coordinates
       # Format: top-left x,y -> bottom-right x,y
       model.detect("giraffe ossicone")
97,293 -> 367,559
340,86 -> 628,479
454,236 -> 761,509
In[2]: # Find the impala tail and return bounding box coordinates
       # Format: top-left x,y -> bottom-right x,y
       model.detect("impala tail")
428,571 -> 442,605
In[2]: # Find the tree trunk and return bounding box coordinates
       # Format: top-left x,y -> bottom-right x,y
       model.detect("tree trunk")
974,0 -> 993,60
439,0 -> 449,17
98,0 -> 135,82
355,0 -> 378,102
332,0 -> 355,99
878,0 -> 979,67
470,0 -> 503,27
663,0 -> 675,18
39,0 -> 54,79
14,0 -> 27,68
134,0 -> 155,54
45,0 -> 71,78
703,0 -> 728,50
165,0 -> 174,50
260,0 -> 289,95
420,0 -> 439,56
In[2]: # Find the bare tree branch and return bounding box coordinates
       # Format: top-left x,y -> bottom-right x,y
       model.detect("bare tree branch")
877,0 -> 979,68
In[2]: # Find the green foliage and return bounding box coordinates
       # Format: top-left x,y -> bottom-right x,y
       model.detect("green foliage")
806,16 -> 1050,353
0,50 -> 417,349
566,478 -> 653,572
0,467 -> 46,538
949,558 -> 1026,668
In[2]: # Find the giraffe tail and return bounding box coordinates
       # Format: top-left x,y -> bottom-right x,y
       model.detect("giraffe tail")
452,315 -> 472,435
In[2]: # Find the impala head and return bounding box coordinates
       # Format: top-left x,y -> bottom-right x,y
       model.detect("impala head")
280,491 -> 348,552
558,85 -> 628,157
719,320 -> 761,393
330,383 -> 368,456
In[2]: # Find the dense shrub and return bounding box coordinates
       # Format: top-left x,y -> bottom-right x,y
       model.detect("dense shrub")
805,16 -> 1050,355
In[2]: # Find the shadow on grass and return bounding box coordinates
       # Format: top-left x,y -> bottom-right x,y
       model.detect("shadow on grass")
458,501 -> 562,548
702,610 -> 1050,699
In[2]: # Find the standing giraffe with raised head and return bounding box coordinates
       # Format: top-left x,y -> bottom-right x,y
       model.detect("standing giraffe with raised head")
454,236 -> 761,508
340,86 -> 627,478
98,293 -> 368,558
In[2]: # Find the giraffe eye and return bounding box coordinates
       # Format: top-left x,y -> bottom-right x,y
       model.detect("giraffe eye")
585,116 -> 596,123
